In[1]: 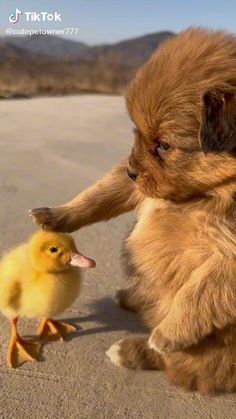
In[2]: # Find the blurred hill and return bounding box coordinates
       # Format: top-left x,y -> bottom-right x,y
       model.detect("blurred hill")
0,31 -> 174,98
5,34 -> 88,58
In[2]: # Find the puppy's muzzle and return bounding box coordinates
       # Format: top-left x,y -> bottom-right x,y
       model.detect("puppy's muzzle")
127,168 -> 137,181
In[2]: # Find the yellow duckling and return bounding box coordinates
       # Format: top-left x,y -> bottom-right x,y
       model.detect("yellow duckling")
0,230 -> 96,368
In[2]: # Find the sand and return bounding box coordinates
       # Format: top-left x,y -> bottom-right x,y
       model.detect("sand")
0,95 -> 235,418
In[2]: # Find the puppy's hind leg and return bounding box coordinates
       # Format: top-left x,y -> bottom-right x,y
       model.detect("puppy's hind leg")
106,336 -> 164,370
116,287 -> 141,313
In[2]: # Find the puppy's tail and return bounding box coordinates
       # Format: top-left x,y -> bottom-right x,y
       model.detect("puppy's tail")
106,336 -> 165,370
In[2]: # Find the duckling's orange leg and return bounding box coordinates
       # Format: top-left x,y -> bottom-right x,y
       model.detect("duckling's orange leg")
7,318 -> 42,368
37,318 -> 77,342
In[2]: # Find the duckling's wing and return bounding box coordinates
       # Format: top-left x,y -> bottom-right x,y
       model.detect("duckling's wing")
0,244 -> 28,311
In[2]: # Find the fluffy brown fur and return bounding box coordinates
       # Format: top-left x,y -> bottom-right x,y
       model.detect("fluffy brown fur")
30,28 -> 236,394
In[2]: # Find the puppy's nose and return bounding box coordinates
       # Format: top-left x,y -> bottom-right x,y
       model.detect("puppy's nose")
127,168 -> 137,181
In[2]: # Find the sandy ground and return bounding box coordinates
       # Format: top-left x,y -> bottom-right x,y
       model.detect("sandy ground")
0,95 -> 235,419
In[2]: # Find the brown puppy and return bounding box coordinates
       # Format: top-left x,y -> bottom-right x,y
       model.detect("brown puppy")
30,28 -> 236,394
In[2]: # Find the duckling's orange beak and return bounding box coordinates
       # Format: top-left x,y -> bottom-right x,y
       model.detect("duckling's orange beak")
69,252 -> 96,268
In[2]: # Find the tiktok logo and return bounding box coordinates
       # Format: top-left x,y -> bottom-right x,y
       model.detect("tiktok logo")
9,8 -> 22,24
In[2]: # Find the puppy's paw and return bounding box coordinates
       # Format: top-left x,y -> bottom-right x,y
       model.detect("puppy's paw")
29,207 -> 53,230
106,336 -> 162,370
148,328 -> 176,354
106,339 -> 123,366
29,206 -> 73,232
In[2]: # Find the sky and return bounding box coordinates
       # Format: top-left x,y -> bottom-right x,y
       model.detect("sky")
1,0 -> 236,45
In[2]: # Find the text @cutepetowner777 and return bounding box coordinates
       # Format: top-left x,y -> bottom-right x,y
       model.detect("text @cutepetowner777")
5,27 -> 79,36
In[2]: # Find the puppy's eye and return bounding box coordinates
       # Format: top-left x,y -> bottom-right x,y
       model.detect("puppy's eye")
155,141 -> 171,156
49,247 -> 58,253
132,127 -> 138,134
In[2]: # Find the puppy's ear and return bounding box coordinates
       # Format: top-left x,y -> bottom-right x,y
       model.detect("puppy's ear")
199,89 -> 236,153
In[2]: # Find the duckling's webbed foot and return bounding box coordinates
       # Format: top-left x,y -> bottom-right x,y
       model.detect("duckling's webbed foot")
7,318 -> 42,368
37,318 -> 77,342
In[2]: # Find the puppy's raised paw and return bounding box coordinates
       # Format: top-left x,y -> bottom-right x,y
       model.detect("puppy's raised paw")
29,206 -> 72,232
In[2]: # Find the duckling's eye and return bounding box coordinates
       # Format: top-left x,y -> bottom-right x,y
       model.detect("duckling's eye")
49,247 -> 58,253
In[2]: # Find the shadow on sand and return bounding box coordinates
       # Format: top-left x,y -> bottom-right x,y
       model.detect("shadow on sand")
23,296 -> 147,362
22,297 -> 147,365
60,296 -> 147,341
